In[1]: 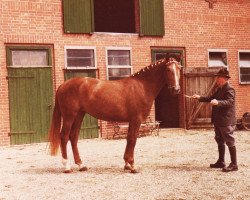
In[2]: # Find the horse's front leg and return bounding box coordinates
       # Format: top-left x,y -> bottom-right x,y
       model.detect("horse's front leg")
124,120 -> 141,173
70,112 -> 88,172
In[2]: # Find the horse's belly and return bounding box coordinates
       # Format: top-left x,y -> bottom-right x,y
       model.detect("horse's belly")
86,104 -> 129,122
80,93 -> 128,121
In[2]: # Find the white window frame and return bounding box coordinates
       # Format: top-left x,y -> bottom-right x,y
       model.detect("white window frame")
64,46 -> 97,69
208,49 -> 228,68
238,50 -> 250,84
106,47 -> 133,80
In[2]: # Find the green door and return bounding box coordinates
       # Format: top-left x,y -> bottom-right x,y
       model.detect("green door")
8,68 -> 53,145
64,70 -> 98,139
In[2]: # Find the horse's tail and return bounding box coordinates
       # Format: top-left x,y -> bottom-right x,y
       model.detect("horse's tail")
48,92 -> 61,156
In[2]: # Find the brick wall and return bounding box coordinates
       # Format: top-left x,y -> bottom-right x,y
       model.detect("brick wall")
0,0 -> 250,145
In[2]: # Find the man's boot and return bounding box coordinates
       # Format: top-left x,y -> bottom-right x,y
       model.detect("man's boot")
210,145 -> 226,168
222,146 -> 238,172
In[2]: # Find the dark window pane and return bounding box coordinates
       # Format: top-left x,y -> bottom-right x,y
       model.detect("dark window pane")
66,49 -> 95,67
67,49 -> 93,57
155,52 -> 182,62
239,52 -> 250,67
209,52 -> 227,67
108,68 -> 120,77
240,68 -> 250,83
107,50 -> 130,65
108,68 -> 131,80
94,0 -> 135,33
120,68 -> 131,76
67,58 -> 93,67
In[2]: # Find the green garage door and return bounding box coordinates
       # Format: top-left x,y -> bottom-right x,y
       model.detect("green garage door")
64,70 -> 99,139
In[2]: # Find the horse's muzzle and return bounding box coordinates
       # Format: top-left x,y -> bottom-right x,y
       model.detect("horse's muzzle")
171,86 -> 180,95
173,88 -> 181,95
168,85 -> 180,96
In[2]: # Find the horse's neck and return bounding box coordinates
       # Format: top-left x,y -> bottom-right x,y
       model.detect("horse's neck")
133,64 -> 166,99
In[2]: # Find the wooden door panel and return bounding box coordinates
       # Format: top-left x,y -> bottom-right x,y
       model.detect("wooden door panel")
8,68 -> 53,144
185,67 -> 221,129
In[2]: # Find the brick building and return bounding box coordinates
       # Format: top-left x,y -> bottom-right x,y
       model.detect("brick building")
0,0 -> 250,146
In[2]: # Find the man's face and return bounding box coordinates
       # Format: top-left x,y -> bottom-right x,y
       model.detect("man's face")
216,76 -> 227,87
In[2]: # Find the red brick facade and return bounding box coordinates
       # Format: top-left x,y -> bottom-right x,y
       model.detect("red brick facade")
1,0 -> 250,145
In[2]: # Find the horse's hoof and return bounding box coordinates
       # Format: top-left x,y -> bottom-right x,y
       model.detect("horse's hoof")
79,166 -> 88,172
130,169 -> 139,174
124,165 -> 132,171
64,169 -> 73,173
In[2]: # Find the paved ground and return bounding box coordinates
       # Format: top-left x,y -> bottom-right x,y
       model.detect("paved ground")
0,129 -> 249,200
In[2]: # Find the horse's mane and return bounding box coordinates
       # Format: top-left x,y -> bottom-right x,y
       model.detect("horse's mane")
131,58 -> 178,78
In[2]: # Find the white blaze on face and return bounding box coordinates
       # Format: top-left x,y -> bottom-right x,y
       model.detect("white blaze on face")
173,63 -> 180,89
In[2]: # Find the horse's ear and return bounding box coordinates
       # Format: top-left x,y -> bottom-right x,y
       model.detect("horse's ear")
167,57 -> 176,62
166,54 -> 181,62
176,55 -> 182,62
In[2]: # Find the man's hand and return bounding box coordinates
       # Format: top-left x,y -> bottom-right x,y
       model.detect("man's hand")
210,99 -> 219,105
192,94 -> 200,99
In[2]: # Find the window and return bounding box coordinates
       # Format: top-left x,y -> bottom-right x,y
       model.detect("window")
94,0 -> 135,33
239,51 -> 250,84
6,46 -> 51,67
65,46 -> 96,69
106,48 -> 132,80
151,48 -> 185,66
62,0 -> 164,36
208,50 -> 228,68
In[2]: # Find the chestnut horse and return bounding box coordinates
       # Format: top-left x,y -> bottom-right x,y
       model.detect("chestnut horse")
49,58 -> 182,173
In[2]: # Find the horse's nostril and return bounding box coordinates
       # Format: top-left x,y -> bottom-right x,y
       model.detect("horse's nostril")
173,88 -> 180,94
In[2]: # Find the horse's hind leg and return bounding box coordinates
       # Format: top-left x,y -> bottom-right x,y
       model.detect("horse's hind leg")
60,117 -> 74,173
69,111 -> 88,171
124,119 -> 141,173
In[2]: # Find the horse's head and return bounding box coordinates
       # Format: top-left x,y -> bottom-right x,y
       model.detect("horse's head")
165,58 -> 182,95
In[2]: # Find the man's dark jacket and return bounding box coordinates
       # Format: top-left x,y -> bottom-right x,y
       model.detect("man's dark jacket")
199,82 -> 236,127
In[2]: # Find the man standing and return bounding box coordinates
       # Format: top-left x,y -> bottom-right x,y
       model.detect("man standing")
192,68 -> 238,172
